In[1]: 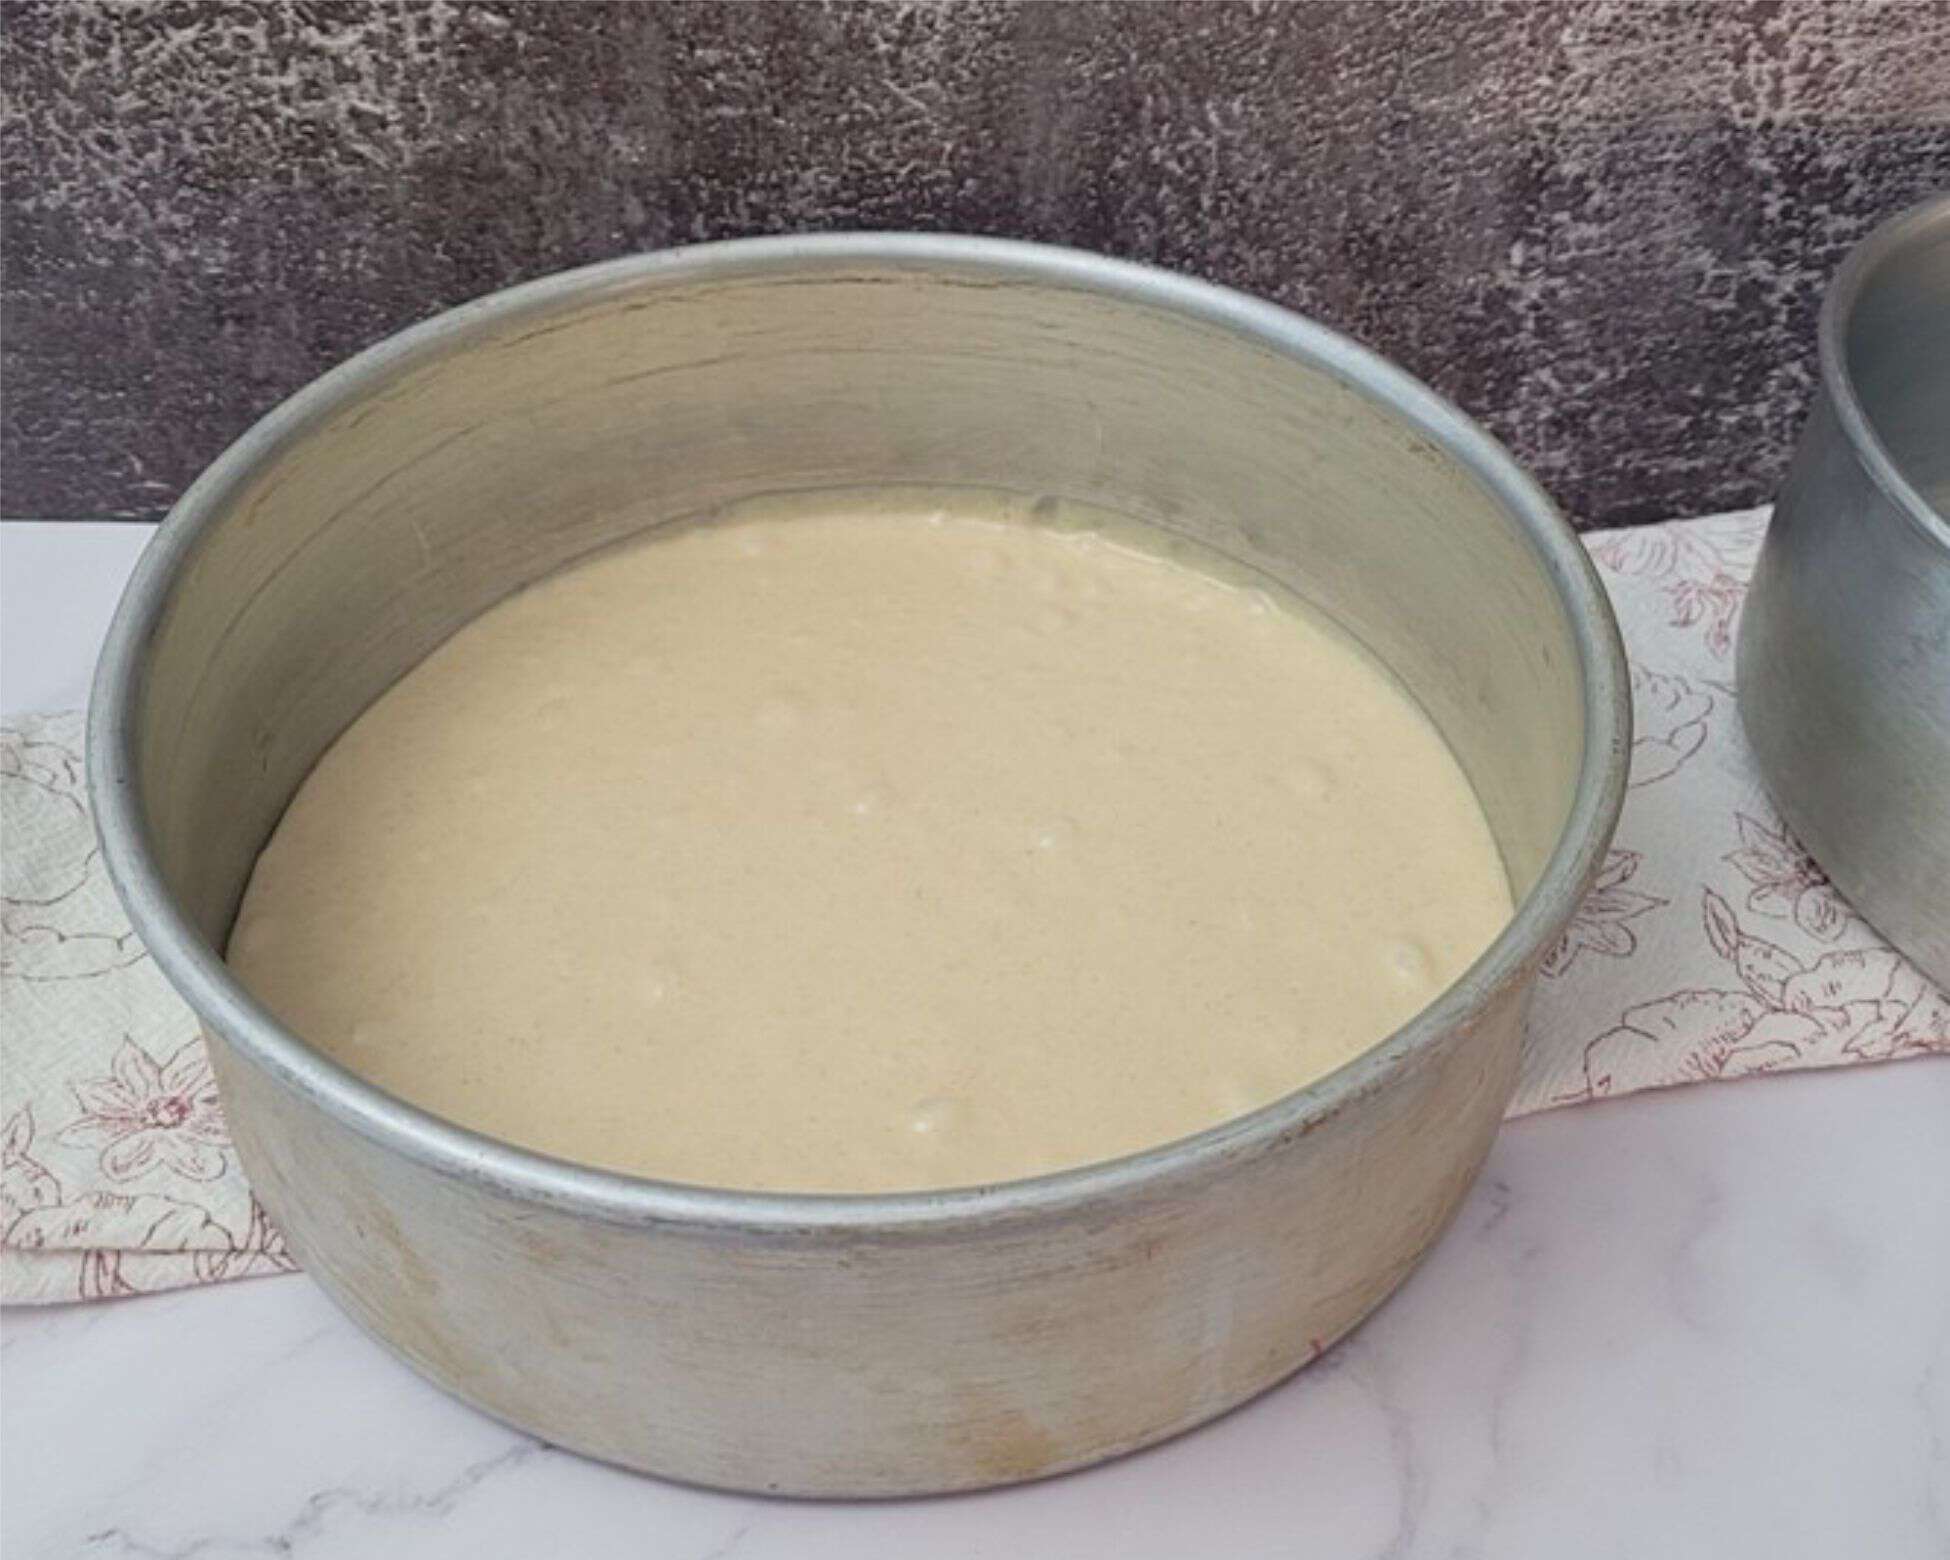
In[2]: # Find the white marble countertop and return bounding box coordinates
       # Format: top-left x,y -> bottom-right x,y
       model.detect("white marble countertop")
4,521 -> 1947,1559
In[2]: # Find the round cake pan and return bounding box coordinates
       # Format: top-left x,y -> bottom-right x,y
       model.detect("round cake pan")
90,235 -> 1628,1496
1739,194 -> 1950,986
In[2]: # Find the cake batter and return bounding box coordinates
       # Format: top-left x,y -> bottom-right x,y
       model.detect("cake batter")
228,489 -> 1511,1192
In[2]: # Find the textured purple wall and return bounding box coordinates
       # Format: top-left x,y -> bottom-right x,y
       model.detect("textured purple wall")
4,0 -> 1947,525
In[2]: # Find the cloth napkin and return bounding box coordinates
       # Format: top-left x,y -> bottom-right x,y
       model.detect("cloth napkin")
4,508 -> 1945,1303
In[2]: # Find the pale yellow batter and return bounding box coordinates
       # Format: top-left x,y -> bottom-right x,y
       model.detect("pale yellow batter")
228,489 -> 1511,1192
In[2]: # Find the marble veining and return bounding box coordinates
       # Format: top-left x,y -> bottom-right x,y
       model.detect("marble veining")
6,1062 -> 1946,1559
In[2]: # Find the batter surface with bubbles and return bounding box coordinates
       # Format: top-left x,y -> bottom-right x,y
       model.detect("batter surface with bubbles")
227,487 -> 1512,1192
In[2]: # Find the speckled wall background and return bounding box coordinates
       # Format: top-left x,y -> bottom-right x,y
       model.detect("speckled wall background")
3,0 -> 1947,526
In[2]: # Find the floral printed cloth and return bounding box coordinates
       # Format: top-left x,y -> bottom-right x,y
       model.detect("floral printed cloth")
3,719 -> 296,1301
2,509 -> 1944,1303
1522,509 -> 1947,1106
